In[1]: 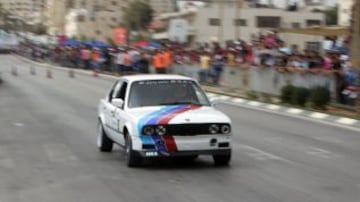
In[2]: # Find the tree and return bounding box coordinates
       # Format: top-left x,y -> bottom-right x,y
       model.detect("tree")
123,0 -> 153,31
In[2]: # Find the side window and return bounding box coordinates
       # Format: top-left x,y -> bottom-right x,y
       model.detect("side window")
107,81 -> 119,102
113,82 -> 128,100
118,82 -> 128,100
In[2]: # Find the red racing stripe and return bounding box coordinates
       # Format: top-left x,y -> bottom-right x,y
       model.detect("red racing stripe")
163,135 -> 177,152
158,105 -> 201,125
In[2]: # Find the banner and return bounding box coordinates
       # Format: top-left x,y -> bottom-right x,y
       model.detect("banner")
168,19 -> 188,43
113,27 -> 128,45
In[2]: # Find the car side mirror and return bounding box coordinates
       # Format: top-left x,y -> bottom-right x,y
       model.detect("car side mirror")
209,97 -> 221,106
112,98 -> 124,109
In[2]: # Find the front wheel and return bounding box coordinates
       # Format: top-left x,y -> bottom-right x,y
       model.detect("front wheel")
213,153 -> 231,166
125,135 -> 142,167
97,122 -> 113,152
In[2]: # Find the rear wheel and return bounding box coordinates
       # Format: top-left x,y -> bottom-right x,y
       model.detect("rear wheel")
97,121 -> 113,152
125,134 -> 142,167
213,153 -> 231,166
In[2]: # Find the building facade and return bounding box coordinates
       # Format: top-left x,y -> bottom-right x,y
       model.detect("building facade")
47,0 -> 128,40
149,0 -> 175,17
0,0 -> 47,24
48,0 -> 171,41
154,1 -> 325,52
338,0 -> 353,26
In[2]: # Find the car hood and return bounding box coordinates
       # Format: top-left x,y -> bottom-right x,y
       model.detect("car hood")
128,105 -> 231,125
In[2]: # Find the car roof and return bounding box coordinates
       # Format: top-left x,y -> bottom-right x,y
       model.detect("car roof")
120,74 -> 195,82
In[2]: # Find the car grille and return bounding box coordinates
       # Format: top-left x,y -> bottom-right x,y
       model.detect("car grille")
165,123 -> 230,136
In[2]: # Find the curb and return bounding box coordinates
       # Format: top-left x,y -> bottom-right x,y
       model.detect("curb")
15,55 -> 360,131
206,93 -> 360,132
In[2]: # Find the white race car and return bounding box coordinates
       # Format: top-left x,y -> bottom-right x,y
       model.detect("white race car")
97,74 -> 232,167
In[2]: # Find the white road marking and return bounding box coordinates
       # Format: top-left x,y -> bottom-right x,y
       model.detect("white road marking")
336,118 -> 358,125
266,104 -> 281,110
13,122 -> 24,127
232,98 -> 246,103
236,144 -> 295,164
218,95 -> 231,100
287,108 -> 303,114
306,147 -> 339,159
248,101 -> 261,107
309,112 -> 329,119
206,93 -> 216,97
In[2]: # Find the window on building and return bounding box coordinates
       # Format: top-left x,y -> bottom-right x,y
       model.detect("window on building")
209,18 -> 221,26
292,22 -> 301,28
112,1 -> 117,6
257,16 -> 281,28
234,19 -> 247,26
80,0 -> 86,8
306,20 -> 321,27
66,0 -> 75,9
77,15 -> 85,22
95,30 -> 101,35
306,42 -> 321,52
111,17 -> 117,22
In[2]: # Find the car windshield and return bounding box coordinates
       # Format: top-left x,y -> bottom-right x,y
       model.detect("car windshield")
128,80 -> 210,108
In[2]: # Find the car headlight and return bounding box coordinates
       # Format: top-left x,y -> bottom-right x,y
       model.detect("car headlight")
221,124 -> 231,134
155,125 -> 166,136
143,126 -> 154,135
209,124 -> 220,134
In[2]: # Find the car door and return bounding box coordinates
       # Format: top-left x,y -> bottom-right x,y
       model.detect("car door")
109,81 -> 128,146
102,81 -> 119,140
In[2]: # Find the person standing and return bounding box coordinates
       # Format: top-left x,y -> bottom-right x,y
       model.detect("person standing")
115,48 -> 125,75
198,52 -> 211,83
138,52 -> 150,74
153,50 -> 166,74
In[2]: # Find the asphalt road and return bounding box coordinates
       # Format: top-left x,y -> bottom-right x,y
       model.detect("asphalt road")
1,55 -> 360,202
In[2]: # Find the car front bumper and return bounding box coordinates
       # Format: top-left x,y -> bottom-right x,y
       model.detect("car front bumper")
133,149 -> 232,158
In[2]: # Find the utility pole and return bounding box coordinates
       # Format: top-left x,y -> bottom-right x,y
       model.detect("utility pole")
352,0 -> 360,114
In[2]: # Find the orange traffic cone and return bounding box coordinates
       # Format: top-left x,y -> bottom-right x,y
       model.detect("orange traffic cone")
46,68 -> 52,79
69,69 -> 75,78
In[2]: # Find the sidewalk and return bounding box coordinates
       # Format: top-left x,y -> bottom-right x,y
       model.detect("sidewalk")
15,55 -> 360,131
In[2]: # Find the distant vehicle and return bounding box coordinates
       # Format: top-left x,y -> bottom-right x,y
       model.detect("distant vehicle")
97,74 -> 232,167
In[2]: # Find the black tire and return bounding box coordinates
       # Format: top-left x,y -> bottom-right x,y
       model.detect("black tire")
125,134 -> 142,167
97,121 -> 113,152
213,153 -> 231,166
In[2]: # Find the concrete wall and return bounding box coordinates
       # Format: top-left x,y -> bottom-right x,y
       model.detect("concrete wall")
171,64 -> 336,97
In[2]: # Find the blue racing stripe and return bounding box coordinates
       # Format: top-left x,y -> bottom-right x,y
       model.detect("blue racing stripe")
146,105 -> 186,125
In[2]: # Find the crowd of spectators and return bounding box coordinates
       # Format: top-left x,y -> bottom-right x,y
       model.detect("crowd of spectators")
15,30 -> 357,105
